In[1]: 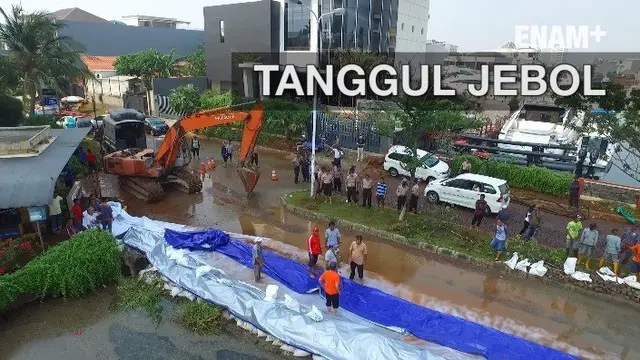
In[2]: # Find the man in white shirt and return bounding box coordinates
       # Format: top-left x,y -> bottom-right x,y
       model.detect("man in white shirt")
49,194 -> 63,232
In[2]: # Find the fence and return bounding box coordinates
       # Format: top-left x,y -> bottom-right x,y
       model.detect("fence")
86,77 -> 132,98
307,112 -> 392,154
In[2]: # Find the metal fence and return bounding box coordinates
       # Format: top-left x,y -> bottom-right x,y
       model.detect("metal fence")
307,112 -> 391,154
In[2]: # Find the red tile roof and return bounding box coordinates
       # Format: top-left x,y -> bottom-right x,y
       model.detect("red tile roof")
80,55 -> 118,71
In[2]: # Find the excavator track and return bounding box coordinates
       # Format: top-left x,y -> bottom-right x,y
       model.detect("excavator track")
118,177 -> 165,203
163,168 -> 203,194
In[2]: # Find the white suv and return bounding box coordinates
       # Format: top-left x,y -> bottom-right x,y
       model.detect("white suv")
423,173 -> 510,214
383,145 -> 450,182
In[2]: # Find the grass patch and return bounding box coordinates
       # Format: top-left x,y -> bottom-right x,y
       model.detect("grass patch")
179,300 -> 225,335
115,277 -> 166,323
285,190 -> 566,267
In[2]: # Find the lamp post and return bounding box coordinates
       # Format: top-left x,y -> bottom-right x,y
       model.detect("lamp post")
292,0 -> 345,196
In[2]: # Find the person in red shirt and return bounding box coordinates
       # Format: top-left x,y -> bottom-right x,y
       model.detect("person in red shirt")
71,198 -> 83,229
319,263 -> 341,314
307,227 -> 322,276
86,149 -> 97,172
623,241 -> 640,281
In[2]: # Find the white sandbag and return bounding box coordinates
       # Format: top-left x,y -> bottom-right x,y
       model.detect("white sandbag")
195,266 -> 213,278
564,257 -> 577,275
284,294 -> 301,313
515,258 -> 531,273
170,286 -> 183,297
256,329 -> 267,337
528,260 -> 548,277
166,247 -> 189,266
272,339 -> 283,346
293,349 -> 311,357
265,285 -> 279,302
623,276 -> 640,290
222,311 -> 232,320
265,335 -> 275,342
504,253 -> 518,269
596,271 -> 618,283
280,344 -> 296,353
163,283 -> 172,291
312,356 -> 328,360
598,267 -> 616,277
306,305 -> 324,322
571,271 -> 592,283
179,291 -> 196,301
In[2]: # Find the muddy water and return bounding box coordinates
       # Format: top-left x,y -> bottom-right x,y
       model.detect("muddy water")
99,138 -> 639,359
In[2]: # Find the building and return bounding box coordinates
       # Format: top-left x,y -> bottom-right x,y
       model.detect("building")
51,7 -> 109,23
0,127 -> 89,239
203,0 -> 431,92
122,15 -> 191,29
426,40 -> 458,54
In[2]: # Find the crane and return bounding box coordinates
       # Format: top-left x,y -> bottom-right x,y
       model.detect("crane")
102,101 -> 264,202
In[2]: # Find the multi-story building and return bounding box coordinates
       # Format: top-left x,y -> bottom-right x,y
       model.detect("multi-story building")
122,15 -> 191,29
204,0 -> 431,93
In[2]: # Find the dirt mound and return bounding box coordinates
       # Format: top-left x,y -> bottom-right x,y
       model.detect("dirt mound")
362,155 -> 385,177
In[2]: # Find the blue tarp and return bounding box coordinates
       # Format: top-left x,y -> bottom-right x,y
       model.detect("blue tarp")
165,229 -> 318,294
164,228 -> 577,360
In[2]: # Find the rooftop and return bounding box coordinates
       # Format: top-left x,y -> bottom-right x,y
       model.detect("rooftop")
0,128 -> 90,209
122,14 -> 190,24
80,55 -> 118,71
0,126 -> 56,158
51,7 -> 109,23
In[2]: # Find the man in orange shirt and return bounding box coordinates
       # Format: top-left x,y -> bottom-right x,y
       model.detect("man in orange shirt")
623,240 -> 640,281
319,262 -> 341,314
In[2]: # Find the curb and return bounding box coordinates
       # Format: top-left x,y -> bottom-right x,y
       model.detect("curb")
281,195 -> 640,308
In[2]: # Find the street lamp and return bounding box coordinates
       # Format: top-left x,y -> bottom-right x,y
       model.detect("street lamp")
291,0 -> 345,196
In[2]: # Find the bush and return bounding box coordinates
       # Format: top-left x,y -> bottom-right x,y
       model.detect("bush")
0,94 -> 24,126
66,155 -> 88,176
0,234 -> 39,275
0,229 -> 121,311
180,300 -> 225,335
21,114 -> 62,128
115,276 -> 166,323
451,155 -> 573,197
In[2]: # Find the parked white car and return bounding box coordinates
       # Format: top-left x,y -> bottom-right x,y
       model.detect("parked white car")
423,173 -> 510,214
383,145 -> 450,182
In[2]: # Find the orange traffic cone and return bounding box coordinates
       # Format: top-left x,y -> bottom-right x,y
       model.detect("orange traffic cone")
271,169 -> 278,181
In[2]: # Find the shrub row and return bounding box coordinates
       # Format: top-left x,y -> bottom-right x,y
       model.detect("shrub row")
450,155 -> 574,197
0,229 -> 121,311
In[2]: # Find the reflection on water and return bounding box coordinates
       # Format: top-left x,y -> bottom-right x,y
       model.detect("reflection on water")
237,211 -> 639,360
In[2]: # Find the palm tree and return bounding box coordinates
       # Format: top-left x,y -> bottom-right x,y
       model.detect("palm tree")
0,5 -> 90,115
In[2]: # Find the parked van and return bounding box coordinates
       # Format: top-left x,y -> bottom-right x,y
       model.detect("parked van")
383,145 -> 450,182
424,173 -> 510,214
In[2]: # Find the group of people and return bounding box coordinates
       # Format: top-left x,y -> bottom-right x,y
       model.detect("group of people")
48,194 -> 115,238
251,220 -> 368,314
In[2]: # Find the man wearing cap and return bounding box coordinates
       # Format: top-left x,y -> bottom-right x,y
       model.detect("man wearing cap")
307,227 -> 322,276
565,215 -> 583,258
252,238 -> 265,282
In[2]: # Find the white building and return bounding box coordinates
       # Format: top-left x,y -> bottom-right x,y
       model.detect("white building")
122,15 -> 190,29
426,40 -> 459,53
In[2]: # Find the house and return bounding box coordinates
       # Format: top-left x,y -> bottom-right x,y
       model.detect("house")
51,7 -> 110,23
122,15 -> 190,29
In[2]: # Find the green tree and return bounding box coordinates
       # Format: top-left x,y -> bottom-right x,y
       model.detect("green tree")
0,94 -> 24,126
381,96 -> 483,220
553,80 -> 640,181
199,89 -> 236,109
263,99 -> 311,138
181,44 -> 206,77
329,49 -> 389,106
0,5 -> 90,115
114,49 -> 180,113
169,84 -> 201,116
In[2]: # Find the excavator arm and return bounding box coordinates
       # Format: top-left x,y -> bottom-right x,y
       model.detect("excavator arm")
153,101 -> 265,192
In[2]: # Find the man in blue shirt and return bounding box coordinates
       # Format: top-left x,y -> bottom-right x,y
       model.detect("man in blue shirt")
325,221 -> 341,249
376,178 -> 388,208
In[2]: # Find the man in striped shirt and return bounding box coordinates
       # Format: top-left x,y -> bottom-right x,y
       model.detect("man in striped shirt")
376,178 -> 388,208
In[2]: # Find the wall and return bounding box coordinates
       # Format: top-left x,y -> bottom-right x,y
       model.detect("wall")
582,179 -> 640,206
86,78 -> 131,97
59,20 -> 203,57
203,0 -> 280,91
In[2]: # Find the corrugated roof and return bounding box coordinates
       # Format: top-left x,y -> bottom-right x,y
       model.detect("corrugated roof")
80,55 -> 118,71
0,128 -> 90,209
51,7 -> 109,23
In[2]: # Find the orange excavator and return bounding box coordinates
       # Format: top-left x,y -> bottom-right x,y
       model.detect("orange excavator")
102,101 -> 264,202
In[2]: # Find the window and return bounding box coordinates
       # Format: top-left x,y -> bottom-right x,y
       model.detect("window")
219,20 -> 225,43
284,0 -> 312,50
401,23 -> 404,30
421,28 -> 424,35
481,184 -> 497,194
411,25 -> 414,32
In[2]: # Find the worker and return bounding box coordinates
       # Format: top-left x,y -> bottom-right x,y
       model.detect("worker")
319,262 -> 341,314
86,149 -> 97,173
252,238 -> 265,282
250,149 -> 259,168
71,198 -> 83,230
569,177 -> 580,208
565,215 -> 583,258
600,228 -> 621,274
577,223 -> 599,269
348,235 -> 368,282
293,155 -> 301,184
200,162 -> 207,180
191,136 -> 200,158
622,239 -> 640,281
307,227 -> 322,276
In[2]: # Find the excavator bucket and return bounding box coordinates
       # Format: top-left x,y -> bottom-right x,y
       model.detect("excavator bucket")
237,167 -> 261,193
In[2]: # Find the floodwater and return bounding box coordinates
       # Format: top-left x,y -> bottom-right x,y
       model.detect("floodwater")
6,138 -> 639,359
0,286 -> 283,360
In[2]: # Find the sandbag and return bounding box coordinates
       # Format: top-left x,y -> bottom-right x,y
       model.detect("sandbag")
109,108 -> 146,121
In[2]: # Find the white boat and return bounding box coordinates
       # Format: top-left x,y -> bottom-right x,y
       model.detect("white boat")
497,104 -> 615,177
